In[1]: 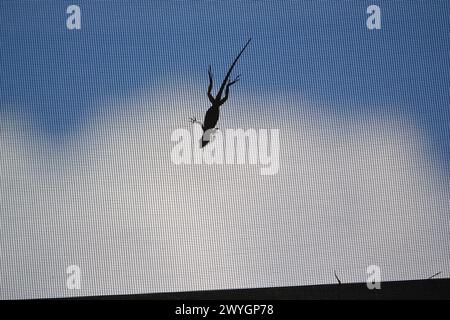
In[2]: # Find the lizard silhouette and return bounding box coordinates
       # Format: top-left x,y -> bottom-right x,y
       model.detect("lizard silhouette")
190,38 -> 251,148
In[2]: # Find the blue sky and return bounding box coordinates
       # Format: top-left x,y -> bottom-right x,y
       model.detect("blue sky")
1,0 -> 449,170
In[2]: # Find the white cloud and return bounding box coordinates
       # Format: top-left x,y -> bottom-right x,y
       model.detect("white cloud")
1,82 -> 449,299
